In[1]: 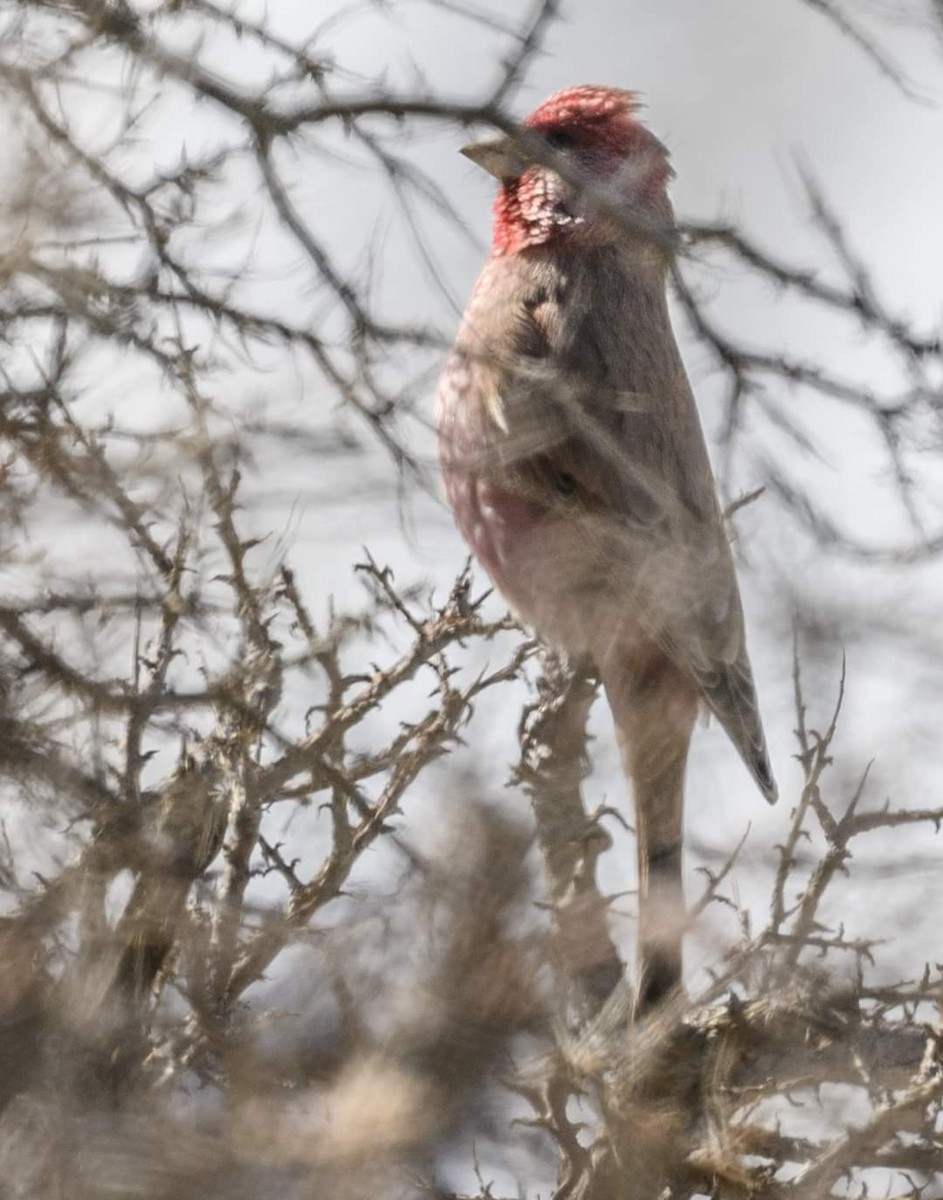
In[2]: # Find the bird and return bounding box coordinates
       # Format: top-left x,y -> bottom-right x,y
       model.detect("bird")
436,85 -> 776,1013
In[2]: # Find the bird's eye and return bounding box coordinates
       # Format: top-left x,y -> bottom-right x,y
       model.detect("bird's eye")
545,130 -> 575,151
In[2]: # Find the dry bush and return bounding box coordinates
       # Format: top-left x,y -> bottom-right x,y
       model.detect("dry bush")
1,2 -> 942,1198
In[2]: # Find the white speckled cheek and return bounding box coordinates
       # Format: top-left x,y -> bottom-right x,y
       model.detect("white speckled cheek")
520,173 -> 557,240
519,171 -> 585,244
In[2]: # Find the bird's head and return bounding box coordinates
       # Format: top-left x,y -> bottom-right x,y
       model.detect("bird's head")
462,85 -> 674,257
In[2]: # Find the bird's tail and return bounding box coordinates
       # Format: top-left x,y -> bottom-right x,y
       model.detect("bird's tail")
602,657 -> 698,1014
700,658 -> 777,805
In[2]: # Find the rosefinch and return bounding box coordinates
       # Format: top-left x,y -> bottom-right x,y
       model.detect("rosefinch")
437,86 -> 776,1011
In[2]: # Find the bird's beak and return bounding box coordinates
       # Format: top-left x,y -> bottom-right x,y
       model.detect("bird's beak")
460,135 -> 526,181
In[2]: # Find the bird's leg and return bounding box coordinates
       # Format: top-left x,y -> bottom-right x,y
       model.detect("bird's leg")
602,652 -> 697,1016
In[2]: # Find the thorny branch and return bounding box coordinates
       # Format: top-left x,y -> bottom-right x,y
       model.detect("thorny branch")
0,1 -> 942,1198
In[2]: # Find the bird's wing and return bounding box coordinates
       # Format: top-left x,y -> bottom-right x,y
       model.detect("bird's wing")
498,253 -> 777,802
